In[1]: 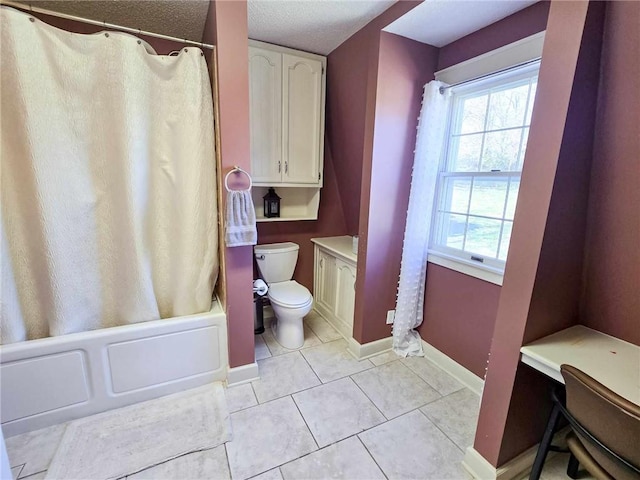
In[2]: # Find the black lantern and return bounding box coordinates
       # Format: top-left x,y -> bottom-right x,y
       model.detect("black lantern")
263,188 -> 281,218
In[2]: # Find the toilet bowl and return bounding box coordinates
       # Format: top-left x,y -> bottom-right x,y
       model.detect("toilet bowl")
254,243 -> 313,349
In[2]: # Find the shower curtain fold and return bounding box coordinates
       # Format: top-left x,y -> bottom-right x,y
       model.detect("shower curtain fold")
0,6 -> 218,344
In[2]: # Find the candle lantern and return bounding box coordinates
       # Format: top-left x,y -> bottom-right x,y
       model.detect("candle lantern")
263,187 -> 281,218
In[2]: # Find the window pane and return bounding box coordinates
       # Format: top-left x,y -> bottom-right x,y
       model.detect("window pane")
525,81 -> 538,125
514,127 -> 530,170
449,133 -> 482,172
459,94 -> 488,134
505,178 -> 520,220
442,177 -> 471,214
481,129 -> 521,171
469,177 -> 508,218
498,221 -> 514,260
440,213 -> 467,250
486,83 -> 530,130
465,217 -> 501,258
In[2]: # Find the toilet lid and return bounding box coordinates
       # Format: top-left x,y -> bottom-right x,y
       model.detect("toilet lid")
269,281 -> 312,308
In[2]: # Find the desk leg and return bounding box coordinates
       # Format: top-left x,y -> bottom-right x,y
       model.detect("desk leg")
529,402 -> 563,480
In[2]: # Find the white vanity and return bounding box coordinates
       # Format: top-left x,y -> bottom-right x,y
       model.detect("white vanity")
311,236 -> 357,339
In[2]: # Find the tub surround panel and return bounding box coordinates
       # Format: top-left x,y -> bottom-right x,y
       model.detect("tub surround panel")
0,304 -> 228,437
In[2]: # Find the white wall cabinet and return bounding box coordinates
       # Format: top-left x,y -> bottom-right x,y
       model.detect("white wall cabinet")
249,41 -> 326,188
249,41 -> 326,222
312,237 -> 357,339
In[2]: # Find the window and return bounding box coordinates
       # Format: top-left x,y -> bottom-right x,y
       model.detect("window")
430,63 -> 539,281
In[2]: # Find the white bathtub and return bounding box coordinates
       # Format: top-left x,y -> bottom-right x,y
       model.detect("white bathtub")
0,300 -> 228,437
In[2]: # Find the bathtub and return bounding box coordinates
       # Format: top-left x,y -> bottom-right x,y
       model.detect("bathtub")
0,300 -> 228,437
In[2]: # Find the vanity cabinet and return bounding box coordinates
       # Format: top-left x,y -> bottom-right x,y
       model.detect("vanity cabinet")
312,236 -> 357,339
248,41 -> 326,188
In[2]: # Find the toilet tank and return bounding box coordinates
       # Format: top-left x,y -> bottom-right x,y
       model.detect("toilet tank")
254,242 -> 299,283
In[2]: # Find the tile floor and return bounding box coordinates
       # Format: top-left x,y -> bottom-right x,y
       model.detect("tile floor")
5,311 -> 592,480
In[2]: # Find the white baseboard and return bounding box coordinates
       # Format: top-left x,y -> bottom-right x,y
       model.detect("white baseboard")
462,427 -> 569,480
347,336 -> 393,360
226,362 -> 259,387
421,340 -> 484,396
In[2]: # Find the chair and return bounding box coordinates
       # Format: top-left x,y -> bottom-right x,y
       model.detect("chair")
560,364 -> 640,480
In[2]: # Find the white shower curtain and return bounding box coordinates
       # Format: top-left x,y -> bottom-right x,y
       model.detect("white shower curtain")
393,81 -> 451,357
0,7 -> 218,344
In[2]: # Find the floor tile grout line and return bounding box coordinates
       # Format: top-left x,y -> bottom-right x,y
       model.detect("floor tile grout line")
289,394 -> 320,451
223,442 -> 234,479
415,407 -> 468,455
348,374 -> 389,421
355,433 -> 389,480
400,357 -> 466,395
13,463 -> 25,479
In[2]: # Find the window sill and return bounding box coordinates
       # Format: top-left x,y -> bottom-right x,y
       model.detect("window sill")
427,251 -> 504,286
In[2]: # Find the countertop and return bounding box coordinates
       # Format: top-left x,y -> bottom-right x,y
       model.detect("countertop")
311,236 -> 357,264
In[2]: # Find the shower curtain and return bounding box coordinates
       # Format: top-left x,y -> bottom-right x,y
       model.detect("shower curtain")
0,7 -> 218,344
393,81 -> 450,357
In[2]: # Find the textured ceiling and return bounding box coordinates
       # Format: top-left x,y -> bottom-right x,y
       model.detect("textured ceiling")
23,0 -> 210,42
384,0 -> 538,47
247,0 -> 396,55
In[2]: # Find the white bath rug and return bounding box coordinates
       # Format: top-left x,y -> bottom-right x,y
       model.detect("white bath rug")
45,383 -> 230,480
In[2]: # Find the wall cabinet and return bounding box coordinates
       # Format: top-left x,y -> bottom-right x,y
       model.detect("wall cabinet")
312,237 -> 357,339
249,41 -> 326,221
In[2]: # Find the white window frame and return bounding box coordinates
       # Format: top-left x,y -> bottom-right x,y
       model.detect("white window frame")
428,61 -> 540,286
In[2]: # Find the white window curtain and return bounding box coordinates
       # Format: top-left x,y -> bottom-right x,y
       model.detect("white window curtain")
1,7 -> 218,344
393,81 -> 451,357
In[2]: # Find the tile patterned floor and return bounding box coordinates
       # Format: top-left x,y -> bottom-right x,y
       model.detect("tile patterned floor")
5,312 -> 589,480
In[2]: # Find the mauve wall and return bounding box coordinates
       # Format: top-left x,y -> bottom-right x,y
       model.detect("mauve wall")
474,1 -> 603,466
437,1 -> 550,71
203,1 -> 255,368
580,0 -> 640,345
416,2 -> 549,378
354,32 -> 438,343
326,1 -> 421,235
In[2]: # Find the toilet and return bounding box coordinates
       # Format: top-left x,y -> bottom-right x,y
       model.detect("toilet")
254,242 -> 313,349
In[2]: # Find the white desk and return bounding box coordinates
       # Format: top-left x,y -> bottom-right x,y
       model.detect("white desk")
520,325 -> 640,404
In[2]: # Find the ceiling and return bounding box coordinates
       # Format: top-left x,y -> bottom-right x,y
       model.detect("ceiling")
384,0 -> 538,47
16,1 -> 538,54
247,0 -> 395,55
24,1 -> 210,42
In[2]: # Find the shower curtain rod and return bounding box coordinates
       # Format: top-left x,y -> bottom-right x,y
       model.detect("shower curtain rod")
438,57 -> 541,94
0,0 -> 215,50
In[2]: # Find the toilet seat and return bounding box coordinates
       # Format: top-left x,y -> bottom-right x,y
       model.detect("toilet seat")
268,281 -> 312,308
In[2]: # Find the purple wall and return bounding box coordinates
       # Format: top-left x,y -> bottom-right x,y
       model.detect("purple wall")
437,2 -> 550,71
414,3 -> 549,378
475,0 -> 604,465
354,32 -> 438,344
580,0 -> 640,345
203,1 -> 255,368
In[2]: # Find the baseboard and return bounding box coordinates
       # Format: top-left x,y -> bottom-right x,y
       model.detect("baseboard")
462,427 -> 569,480
226,362 -> 259,387
421,340 -> 484,396
347,336 -> 393,360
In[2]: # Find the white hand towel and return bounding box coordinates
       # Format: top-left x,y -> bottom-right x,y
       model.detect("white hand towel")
225,190 -> 257,247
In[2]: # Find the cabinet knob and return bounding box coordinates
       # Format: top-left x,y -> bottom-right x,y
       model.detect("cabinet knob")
320,258 -> 324,268
278,161 -> 281,173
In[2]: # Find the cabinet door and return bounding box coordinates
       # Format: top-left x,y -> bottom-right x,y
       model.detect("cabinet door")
249,47 -> 282,183
316,249 -> 336,313
282,54 -> 323,185
335,259 -> 356,328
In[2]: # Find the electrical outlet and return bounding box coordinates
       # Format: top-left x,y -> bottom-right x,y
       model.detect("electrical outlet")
386,310 -> 395,325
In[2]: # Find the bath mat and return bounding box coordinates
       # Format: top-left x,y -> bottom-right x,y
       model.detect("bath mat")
45,383 -> 230,480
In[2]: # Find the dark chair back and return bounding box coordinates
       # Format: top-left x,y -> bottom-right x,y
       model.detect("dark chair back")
561,364 -> 640,480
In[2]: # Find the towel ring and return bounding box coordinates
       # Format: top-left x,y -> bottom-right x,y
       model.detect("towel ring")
224,166 -> 252,192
